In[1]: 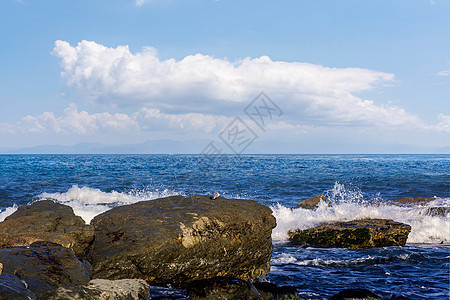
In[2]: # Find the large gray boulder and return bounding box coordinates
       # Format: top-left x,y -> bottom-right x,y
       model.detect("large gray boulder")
0,241 -> 90,297
288,219 -> 411,249
43,279 -> 150,299
0,200 -> 94,258
88,195 -> 276,286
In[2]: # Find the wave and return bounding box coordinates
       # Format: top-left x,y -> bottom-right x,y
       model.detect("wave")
271,253 -> 413,268
271,182 -> 450,244
37,185 -> 181,223
0,185 -> 180,224
0,204 -> 18,222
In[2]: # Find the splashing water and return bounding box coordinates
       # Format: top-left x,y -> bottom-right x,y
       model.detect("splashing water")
0,204 -> 18,222
38,185 -> 180,223
271,182 -> 450,244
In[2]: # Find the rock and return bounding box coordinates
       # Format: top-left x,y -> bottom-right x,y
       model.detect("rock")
253,282 -> 299,300
288,219 -> 411,249
186,276 -> 260,300
0,200 -> 94,257
330,288 -> 381,300
297,194 -> 329,209
419,207 -> 450,217
392,196 -> 436,206
0,273 -> 37,300
0,241 -> 90,297
88,195 -> 276,286
43,279 -> 150,300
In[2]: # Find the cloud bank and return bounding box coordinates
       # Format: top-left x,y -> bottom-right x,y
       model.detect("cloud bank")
48,40 -> 448,133
0,104 -> 231,135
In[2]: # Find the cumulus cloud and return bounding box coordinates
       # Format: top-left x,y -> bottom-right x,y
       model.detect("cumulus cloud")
5,104 -> 138,135
134,0 -> 148,6
434,114 -> 450,132
52,40 -> 440,130
0,104 -> 232,135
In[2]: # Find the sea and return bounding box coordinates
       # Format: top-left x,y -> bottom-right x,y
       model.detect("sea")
0,154 -> 448,299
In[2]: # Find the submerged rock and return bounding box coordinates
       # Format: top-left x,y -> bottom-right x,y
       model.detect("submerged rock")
0,241 -> 90,297
0,200 -> 94,257
186,278 -> 299,300
288,219 -> 411,249
419,206 -> 450,217
186,276 -> 260,300
330,288 -> 381,300
253,282 -> 299,300
391,196 -> 436,206
297,194 -> 329,209
44,279 -> 150,300
0,273 -> 37,300
88,195 -> 276,286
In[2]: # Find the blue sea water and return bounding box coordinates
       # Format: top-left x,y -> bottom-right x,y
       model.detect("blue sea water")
0,154 -> 449,299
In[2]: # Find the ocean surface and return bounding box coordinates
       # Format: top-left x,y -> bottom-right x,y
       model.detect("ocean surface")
0,154 -> 449,299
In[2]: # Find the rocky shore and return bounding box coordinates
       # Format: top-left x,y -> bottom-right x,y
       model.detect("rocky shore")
0,194 -> 424,299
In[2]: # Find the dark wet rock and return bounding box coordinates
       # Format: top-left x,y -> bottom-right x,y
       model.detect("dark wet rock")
330,288 -> 381,300
79,258 -> 93,278
0,273 -> 37,300
288,219 -> 411,249
186,276 -> 260,300
419,206 -> 450,217
0,200 -> 94,257
391,196 -> 436,206
43,279 -> 150,300
0,241 -> 90,297
253,282 -> 299,299
297,194 -> 329,209
88,195 -> 276,285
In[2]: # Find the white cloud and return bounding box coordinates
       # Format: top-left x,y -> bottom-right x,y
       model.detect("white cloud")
434,114 -> 450,132
1,104 -> 138,135
134,0 -> 148,6
51,40 -> 444,131
438,70 -> 450,76
0,104 -> 232,136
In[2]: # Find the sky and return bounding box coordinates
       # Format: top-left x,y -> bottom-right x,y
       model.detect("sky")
0,0 -> 449,153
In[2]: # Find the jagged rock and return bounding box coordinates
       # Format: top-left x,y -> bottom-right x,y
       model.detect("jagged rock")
297,194 -> 329,209
0,241 -> 90,298
288,219 -> 411,249
253,282 -> 299,300
43,279 -> 150,299
419,207 -> 450,217
88,195 -> 276,286
392,196 -> 436,206
0,273 -> 37,300
186,277 -> 260,300
0,200 -> 94,257
330,288 -> 381,300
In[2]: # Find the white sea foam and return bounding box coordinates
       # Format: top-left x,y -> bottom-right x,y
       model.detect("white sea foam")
0,204 -> 18,222
271,252 -> 413,267
38,185 -> 180,223
271,182 -> 450,244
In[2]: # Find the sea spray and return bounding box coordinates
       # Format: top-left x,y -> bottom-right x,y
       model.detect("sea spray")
38,185 -> 180,223
271,182 -> 449,244
0,204 -> 17,222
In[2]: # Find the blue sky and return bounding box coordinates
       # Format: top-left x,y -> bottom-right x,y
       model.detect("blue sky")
0,0 -> 449,153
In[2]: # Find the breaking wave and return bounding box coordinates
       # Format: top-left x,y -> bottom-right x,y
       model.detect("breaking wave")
271,182 -> 450,244
37,185 -> 181,223
0,185 -> 180,224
